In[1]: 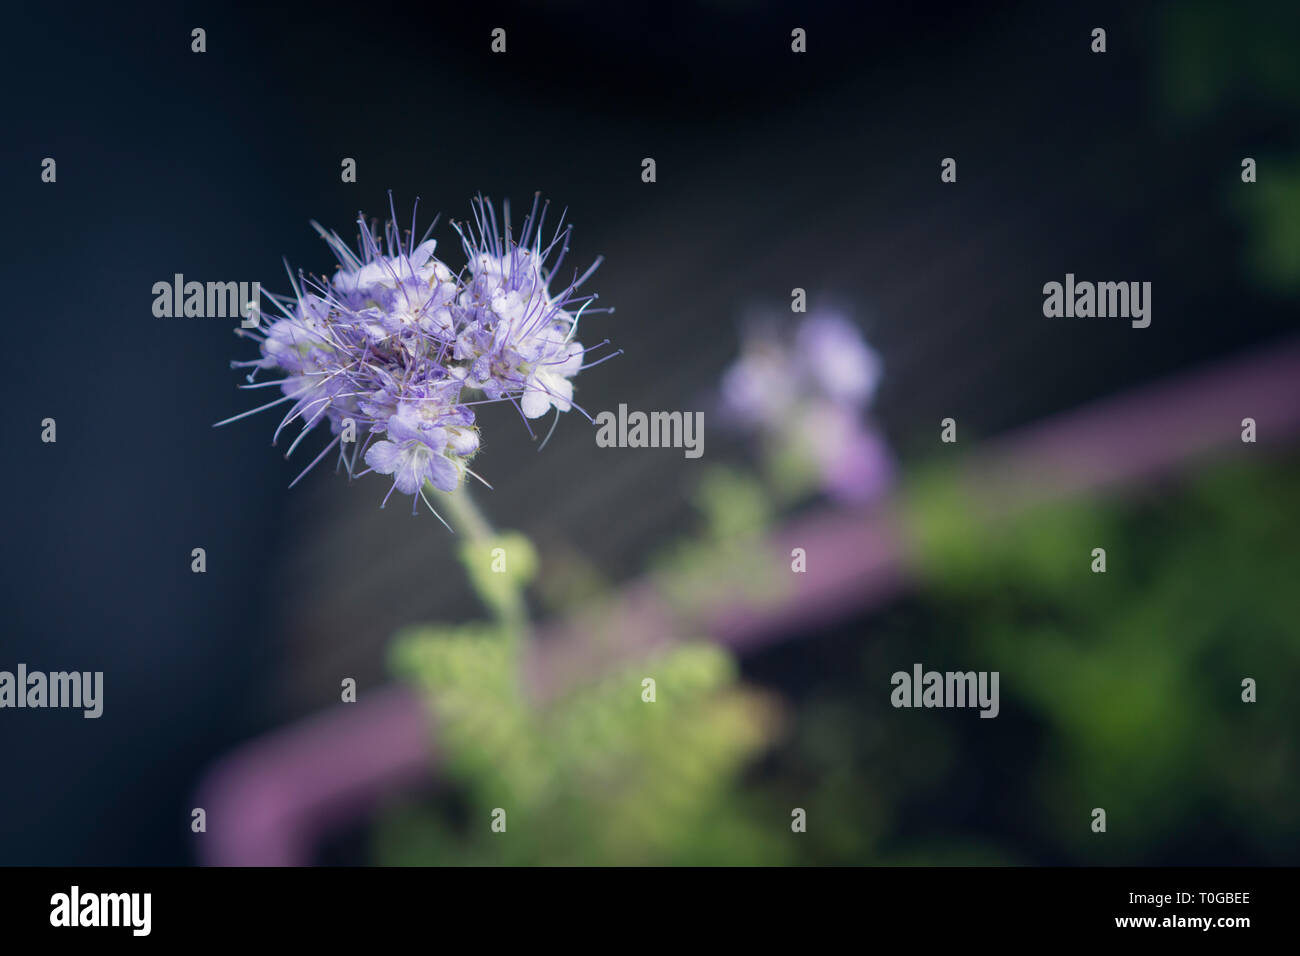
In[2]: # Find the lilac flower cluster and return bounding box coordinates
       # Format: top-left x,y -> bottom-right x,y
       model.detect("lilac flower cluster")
223,196 -> 612,511
720,309 -> 891,504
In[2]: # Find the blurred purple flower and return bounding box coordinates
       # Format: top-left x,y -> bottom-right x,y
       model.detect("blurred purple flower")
720,308 -> 892,504
795,313 -> 882,407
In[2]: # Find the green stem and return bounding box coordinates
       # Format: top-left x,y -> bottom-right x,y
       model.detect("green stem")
434,483 -> 531,640
439,482 -> 495,543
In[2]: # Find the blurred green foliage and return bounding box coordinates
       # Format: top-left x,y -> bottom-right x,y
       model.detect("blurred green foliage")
649,466 -> 789,617
1237,166 -> 1300,292
380,630 -> 782,865
1159,1 -> 1300,121
1160,0 -> 1300,291
903,454 -> 1300,862
376,473 -> 789,866
376,444 -> 1298,865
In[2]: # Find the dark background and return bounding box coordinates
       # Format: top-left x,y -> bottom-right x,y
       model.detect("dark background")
2,0 -> 1294,864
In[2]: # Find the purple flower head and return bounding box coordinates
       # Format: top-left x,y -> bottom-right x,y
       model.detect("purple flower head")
719,306 -> 891,505
364,403 -> 459,500
450,195 -> 612,420
220,193 -> 616,516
